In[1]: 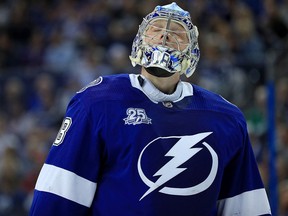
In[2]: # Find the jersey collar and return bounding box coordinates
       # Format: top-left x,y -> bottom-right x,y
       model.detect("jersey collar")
129,74 -> 193,103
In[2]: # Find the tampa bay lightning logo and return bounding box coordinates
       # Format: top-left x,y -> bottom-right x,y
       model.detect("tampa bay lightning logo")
137,132 -> 218,200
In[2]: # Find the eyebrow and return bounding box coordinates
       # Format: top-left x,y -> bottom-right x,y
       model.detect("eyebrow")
150,21 -> 186,32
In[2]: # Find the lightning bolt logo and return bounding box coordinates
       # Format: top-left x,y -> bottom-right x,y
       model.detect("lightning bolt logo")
138,132 -> 217,201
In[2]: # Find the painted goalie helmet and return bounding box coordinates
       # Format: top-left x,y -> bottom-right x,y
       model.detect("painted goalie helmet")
129,2 -> 200,78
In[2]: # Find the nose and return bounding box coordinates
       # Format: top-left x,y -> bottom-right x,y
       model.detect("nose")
160,31 -> 170,45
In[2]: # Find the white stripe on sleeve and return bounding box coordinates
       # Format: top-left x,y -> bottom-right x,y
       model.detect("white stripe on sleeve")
35,163 -> 97,207
217,188 -> 271,216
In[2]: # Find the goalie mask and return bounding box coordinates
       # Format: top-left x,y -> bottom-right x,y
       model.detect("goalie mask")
129,2 -> 200,78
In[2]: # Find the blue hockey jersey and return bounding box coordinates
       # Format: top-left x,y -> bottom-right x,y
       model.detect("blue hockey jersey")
29,74 -> 271,216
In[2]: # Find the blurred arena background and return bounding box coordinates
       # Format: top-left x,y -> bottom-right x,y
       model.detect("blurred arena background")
0,0 -> 287,215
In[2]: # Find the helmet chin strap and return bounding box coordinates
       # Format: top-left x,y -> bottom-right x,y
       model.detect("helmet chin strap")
145,67 -> 174,77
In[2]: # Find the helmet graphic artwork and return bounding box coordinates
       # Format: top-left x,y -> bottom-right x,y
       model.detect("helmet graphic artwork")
129,2 -> 200,78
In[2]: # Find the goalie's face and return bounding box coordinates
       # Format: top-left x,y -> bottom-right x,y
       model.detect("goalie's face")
143,19 -> 190,52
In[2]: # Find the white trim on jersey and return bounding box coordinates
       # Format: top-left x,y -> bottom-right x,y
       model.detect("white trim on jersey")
35,163 -> 97,207
217,188 -> 271,216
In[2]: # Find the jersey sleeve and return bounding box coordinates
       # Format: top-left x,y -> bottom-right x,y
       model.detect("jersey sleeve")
216,119 -> 271,216
29,94 -> 106,216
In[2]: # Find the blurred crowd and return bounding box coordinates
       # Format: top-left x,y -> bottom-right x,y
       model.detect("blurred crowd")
0,0 -> 288,215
